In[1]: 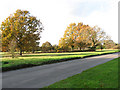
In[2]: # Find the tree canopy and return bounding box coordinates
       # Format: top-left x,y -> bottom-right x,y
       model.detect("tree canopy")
41,41 -> 52,52
1,9 -> 43,55
59,22 -> 110,51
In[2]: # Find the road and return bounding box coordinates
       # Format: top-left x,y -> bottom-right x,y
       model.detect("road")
2,53 -> 119,88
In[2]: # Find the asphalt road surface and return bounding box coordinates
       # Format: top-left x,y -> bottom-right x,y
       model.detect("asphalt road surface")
2,53 -> 119,88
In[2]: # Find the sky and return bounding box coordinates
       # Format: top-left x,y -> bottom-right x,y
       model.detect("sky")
0,0 -> 119,46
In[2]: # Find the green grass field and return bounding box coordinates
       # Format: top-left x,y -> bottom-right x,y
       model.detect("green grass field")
1,49 -> 119,71
45,57 -> 119,88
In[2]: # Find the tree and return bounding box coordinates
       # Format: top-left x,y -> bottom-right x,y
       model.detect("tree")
89,26 -> 108,51
74,23 -> 91,50
114,43 -> 120,49
58,38 -> 69,52
103,40 -> 116,49
59,23 -> 77,51
59,23 -> 109,51
52,44 -> 58,51
41,41 -> 52,52
1,9 -> 43,55
59,22 -> 91,51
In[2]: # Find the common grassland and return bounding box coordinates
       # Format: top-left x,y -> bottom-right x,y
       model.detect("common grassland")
1,49 -> 119,71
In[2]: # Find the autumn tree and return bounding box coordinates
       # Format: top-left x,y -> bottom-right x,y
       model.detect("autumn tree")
103,40 -> 116,49
74,23 -> 91,50
89,26 -> 108,51
52,44 -> 59,52
59,23 -> 110,51
41,41 -> 52,52
1,9 -> 43,55
58,38 -> 69,51
59,23 -> 77,51
113,43 -> 120,49
59,22 -> 91,51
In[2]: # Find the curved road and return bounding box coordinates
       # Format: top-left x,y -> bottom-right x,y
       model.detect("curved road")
2,53 -> 119,88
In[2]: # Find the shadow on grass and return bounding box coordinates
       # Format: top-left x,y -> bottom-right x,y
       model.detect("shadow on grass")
1,53 -> 93,58
95,50 -> 113,52
22,53 -> 94,57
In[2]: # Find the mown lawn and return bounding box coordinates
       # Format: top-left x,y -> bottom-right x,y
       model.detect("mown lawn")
1,49 -> 119,71
45,57 -> 119,88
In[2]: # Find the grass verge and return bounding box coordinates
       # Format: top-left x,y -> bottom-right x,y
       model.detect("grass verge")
1,49 -> 119,72
45,57 -> 119,88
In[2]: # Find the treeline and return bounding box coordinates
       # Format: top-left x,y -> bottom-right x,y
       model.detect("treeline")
58,23 -> 119,51
0,9 -> 119,57
39,41 -> 119,53
40,22 -> 119,52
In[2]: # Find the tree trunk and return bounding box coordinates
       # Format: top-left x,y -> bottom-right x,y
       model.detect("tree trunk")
78,47 -> 82,51
93,46 -> 96,51
101,45 -> 103,51
83,47 -> 85,51
80,47 -> 81,51
32,50 -> 35,53
71,46 -> 74,51
20,48 -> 22,56
92,40 -> 96,51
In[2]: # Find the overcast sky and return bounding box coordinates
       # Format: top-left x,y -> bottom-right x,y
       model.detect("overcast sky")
0,0 -> 119,46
